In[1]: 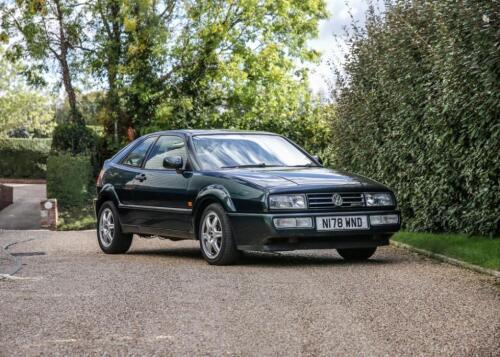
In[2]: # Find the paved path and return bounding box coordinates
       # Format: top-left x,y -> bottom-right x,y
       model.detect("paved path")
0,230 -> 498,356
0,184 -> 46,230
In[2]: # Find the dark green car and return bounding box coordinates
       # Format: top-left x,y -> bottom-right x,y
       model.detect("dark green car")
95,130 -> 400,265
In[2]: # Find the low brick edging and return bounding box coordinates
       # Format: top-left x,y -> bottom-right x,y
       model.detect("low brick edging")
40,199 -> 58,230
0,184 -> 13,210
390,240 -> 500,278
0,178 -> 46,184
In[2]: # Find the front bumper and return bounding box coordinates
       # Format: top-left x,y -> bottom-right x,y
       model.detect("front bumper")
227,210 -> 401,251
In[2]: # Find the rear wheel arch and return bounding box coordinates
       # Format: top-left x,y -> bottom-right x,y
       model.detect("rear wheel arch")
97,201 -> 133,254
96,185 -> 120,214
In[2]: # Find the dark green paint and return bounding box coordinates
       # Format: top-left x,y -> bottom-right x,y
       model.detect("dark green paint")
96,130 -> 401,251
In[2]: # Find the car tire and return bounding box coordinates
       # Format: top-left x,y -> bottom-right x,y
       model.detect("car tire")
337,247 -> 377,261
199,203 -> 240,265
97,201 -> 133,254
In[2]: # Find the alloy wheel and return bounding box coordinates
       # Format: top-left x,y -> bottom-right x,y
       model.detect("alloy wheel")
99,208 -> 115,247
201,211 -> 223,258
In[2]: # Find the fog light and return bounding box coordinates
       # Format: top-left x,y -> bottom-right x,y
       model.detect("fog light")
273,217 -> 312,229
370,214 -> 399,225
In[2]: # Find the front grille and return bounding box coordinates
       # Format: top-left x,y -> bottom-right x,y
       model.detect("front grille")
307,192 -> 365,209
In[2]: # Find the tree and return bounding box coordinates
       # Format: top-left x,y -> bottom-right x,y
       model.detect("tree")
331,0 -> 499,235
0,46 -> 55,137
55,91 -> 106,126
84,0 -> 328,150
1,0 -> 86,124
0,91 -> 55,137
155,0 -> 329,134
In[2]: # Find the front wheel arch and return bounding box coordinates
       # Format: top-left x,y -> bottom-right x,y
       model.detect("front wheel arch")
198,202 -> 240,265
193,195 -> 227,240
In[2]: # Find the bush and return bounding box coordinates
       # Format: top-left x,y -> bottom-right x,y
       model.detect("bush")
0,138 -> 51,179
51,123 -> 101,176
46,153 -> 93,207
51,123 -> 98,155
332,1 -> 499,235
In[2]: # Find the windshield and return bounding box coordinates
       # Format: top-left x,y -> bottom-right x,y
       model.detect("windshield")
192,134 -> 317,170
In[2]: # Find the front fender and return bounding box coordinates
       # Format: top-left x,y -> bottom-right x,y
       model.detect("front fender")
194,184 -> 236,213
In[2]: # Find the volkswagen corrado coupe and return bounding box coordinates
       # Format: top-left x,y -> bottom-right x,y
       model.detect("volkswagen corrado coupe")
95,130 -> 401,265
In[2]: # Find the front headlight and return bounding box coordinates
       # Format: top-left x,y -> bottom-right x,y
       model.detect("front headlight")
364,192 -> 394,206
269,194 -> 306,209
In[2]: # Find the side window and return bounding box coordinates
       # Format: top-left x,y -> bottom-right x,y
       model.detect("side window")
144,136 -> 187,170
121,137 -> 157,167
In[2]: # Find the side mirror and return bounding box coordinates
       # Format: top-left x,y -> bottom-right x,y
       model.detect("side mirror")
312,155 -> 323,165
163,156 -> 183,171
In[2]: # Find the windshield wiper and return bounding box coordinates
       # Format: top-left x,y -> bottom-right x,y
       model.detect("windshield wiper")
222,163 -> 279,169
287,163 -> 318,167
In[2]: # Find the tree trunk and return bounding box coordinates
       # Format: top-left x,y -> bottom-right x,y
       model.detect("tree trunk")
101,0 -> 123,140
54,0 -> 83,126
60,55 -> 81,125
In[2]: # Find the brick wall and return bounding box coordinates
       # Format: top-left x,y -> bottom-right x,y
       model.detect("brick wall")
0,184 -> 13,210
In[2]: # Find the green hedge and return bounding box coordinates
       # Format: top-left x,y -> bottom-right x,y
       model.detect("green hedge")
46,153 -> 93,207
51,123 -> 102,177
332,1 -> 499,236
0,138 -> 52,179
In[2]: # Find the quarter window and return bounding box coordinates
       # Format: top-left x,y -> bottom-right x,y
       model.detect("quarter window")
144,136 -> 187,170
121,137 -> 156,167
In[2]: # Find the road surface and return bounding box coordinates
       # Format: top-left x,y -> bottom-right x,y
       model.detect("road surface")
0,230 -> 498,356
0,184 -> 45,230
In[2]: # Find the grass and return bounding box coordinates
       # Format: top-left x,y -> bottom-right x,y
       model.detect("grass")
58,202 -> 96,231
393,231 -> 500,271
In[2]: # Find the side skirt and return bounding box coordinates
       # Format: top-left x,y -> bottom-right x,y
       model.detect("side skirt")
121,224 -> 195,240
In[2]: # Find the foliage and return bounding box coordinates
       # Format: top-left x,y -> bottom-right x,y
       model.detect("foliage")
51,123 -> 102,176
58,202 -> 96,230
55,91 -> 106,126
1,0 -> 86,124
0,91 -> 56,137
2,1 -> 331,158
332,0 -> 499,235
51,124 -> 98,155
0,138 -> 51,179
85,0 -> 328,146
47,153 -> 93,207
0,47 -> 56,137
393,232 -> 500,271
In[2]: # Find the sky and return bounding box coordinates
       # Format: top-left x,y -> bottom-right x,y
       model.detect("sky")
307,0 -> 380,95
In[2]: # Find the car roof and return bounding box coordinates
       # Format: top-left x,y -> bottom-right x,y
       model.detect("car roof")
145,129 -> 278,137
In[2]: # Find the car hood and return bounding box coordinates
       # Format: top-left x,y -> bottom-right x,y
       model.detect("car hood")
226,167 -> 389,191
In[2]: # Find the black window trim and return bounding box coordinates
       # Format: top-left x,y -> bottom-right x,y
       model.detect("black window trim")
120,135 -> 159,168
141,134 -> 189,172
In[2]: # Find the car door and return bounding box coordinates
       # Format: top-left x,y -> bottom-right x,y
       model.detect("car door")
132,135 -> 192,237
113,136 -> 158,225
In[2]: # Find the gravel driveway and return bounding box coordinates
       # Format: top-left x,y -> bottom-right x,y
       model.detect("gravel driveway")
0,230 -> 498,356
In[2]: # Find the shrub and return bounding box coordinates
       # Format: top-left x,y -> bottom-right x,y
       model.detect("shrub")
51,123 -> 101,176
46,153 -> 93,207
0,138 -> 51,179
51,123 -> 98,155
332,1 -> 499,235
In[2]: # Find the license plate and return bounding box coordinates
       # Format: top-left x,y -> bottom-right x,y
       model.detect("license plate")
316,216 -> 369,231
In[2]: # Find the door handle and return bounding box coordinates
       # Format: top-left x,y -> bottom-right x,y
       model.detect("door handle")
134,173 -> 147,182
